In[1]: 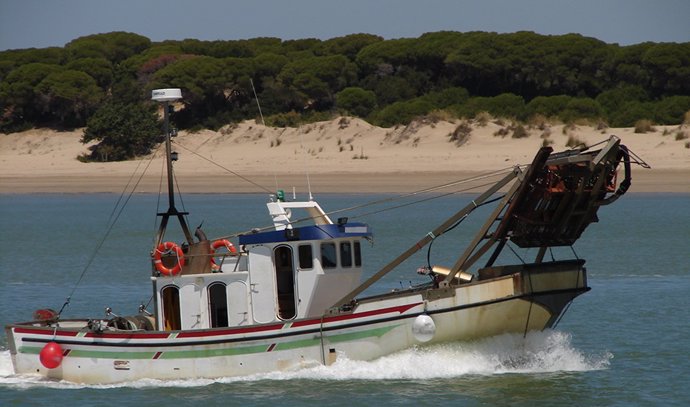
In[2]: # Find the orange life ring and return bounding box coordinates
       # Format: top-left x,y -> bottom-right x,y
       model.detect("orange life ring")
153,241 -> 185,276
210,239 -> 237,267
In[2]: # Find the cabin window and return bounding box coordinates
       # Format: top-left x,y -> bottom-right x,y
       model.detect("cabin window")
321,243 -> 337,269
354,241 -> 362,267
274,246 -> 297,320
208,283 -> 228,328
340,242 -> 352,268
161,285 -> 181,331
298,244 -> 313,269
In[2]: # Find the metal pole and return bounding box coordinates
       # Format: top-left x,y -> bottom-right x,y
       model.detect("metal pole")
163,101 -> 176,210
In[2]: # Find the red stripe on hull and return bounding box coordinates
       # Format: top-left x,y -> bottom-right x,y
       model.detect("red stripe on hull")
176,322 -> 285,338
292,302 -> 423,328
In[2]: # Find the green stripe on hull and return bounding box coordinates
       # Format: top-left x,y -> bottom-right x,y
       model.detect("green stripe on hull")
18,324 -> 403,361
160,344 -> 268,359
328,324 -> 399,343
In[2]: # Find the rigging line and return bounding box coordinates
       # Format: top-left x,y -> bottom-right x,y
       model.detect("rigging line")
105,150 -> 151,224
59,145 -> 162,318
348,179 -> 501,220
426,194 -> 505,270
251,77 -> 280,192
506,241 -> 526,265
217,173 -> 510,240
320,166 -> 517,221
552,300 -> 572,329
250,78 -> 265,126
625,147 -> 651,168
172,163 -> 188,213
172,140 -> 273,194
153,152 -> 166,245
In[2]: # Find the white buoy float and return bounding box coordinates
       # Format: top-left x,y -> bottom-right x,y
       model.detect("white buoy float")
412,314 -> 436,342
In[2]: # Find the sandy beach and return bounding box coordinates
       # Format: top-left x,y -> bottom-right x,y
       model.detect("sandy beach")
1,117 -> 688,194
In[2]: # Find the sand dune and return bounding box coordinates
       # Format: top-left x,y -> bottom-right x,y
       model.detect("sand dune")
1,117 -> 688,194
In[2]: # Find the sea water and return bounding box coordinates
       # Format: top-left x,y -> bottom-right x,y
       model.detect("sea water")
0,193 -> 688,406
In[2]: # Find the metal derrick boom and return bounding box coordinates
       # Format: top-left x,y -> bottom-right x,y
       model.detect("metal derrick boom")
332,136 -> 631,309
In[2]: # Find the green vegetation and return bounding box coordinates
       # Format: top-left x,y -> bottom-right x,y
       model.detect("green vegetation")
80,101 -> 160,161
2,30 -> 690,160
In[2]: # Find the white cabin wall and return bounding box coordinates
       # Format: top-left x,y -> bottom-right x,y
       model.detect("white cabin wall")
154,269 -> 253,330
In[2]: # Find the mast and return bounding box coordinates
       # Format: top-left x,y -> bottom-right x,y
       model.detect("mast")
151,88 -> 194,246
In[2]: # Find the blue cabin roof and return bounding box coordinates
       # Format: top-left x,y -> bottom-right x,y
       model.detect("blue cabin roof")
239,223 -> 372,245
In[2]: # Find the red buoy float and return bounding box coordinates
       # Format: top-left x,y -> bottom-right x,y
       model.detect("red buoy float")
210,239 -> 237,269
39,342 -> 63,369
152,241 -> 185,276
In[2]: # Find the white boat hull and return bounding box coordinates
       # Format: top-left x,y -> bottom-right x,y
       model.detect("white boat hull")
6,261 -> 586,383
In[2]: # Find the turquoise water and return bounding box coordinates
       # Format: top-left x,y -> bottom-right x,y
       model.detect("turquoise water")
0,192 -> 688,406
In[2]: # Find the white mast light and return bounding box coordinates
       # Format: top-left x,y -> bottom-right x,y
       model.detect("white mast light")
151,88 -> 182,102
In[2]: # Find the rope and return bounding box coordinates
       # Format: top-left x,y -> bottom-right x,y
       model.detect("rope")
507,241 -> 526,265
57,147 -> 162,319
424,194 -> 506,270
523,260 -> 536,338
153,153 -> 166,245
217,172 -> 511,240
172,140 -> 273,194
330,166 -> 517,219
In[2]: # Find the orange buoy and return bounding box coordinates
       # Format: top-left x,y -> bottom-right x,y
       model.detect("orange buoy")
210,239 -> 237,268
152,241 -> 185,276
39,342 -> 63,369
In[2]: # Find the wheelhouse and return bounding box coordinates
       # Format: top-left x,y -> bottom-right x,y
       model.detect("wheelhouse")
152,197 -> 372,331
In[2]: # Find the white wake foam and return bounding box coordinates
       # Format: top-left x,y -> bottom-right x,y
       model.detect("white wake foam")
0,330 -> 611,389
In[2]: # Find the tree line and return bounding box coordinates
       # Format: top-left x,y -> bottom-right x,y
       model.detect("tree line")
1,30 -> 689,160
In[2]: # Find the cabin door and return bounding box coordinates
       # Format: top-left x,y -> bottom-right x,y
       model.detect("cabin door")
227,280 -> 249,326
180,283 -> 202,329
274,245 -> 297,320
249,245 -> 277,323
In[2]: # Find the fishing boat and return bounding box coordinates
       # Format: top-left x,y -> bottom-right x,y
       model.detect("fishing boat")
5,89 -> 643,383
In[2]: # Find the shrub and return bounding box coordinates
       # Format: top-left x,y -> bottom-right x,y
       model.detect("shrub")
595,86 -> 648,116
559,98 -> 603,123
81,101 -> 160,162
675,132 -> 689,141
448,121 -> 472,146
421,87 -> 470,109
525,95 -> 572,118
493,127 -> 510,138
455,93 -> 525,119
566,135 -> 584,148
512,124 -> 528,139
609,101 -> 653,127
265,111 -> 301,127
652,96 -> 690,124
634,119 -> 655,133
474,111 -> 492,126
527,113 -> 549,130
335,87 -> 377,117
373,99 -> 434,127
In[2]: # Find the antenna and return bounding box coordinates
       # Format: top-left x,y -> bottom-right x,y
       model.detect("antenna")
250,78 -> 265,126
300,130 -> 314,201
251,78 -> 279,193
